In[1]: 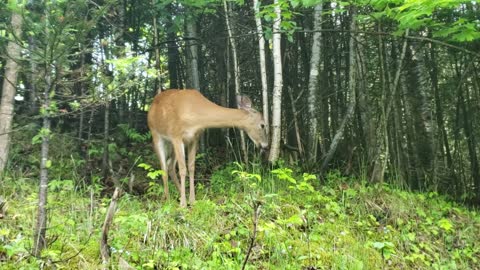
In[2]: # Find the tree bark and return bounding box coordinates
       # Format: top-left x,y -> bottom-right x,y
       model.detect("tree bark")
27,35 -> 38,115
166,3 -> 181,89
455,63 -> 480,202
224,0 -> 248,164
268,0 -> 283,162
33,26 -> 54,255
185,15 -> 200,90
404,45 -> 433,188
0,9 -> 23,175
253,0 -> 270,139
33,75 -> 52,257
429,45 -> 453,169
307,3 -> 323,162
152,0 -> 162,92
320,5 -> 357,173
370,30 -> 409,183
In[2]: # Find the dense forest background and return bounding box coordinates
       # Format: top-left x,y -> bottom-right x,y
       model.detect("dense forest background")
1,0 -> 480,268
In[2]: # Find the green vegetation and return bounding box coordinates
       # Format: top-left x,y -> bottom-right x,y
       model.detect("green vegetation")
1,132 -> 479,269
1,0 -> 480,268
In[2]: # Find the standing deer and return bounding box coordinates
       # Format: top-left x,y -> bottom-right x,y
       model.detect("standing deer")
147,89 -> 269,207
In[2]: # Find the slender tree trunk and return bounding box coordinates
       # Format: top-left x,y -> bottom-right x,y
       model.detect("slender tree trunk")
78,48 -> 86,141
33,7 -> 55,254
320,6 -> 357,173
224,0 -> 248,164
166,4 -> 180,89
370,30 -> 409,183
287,87 -> 304,157
429,45 -> 453,169
152,0 -> 162,92
33,67 -> 52,257
307,3 -> 323,162
268,0 -> 283,162
102,99 -> 110,179
253,0 -> 270,139
0,9 -> 23,175
99,39 -> 111,179
455,62 -> 480,202
28,35 -> 38,115
185,15 -> 200,90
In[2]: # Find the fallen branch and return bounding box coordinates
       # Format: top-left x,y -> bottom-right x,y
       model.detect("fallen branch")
100,187 -> 122,266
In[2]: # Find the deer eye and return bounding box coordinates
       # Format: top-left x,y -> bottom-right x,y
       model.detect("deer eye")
260,124 -> 265,129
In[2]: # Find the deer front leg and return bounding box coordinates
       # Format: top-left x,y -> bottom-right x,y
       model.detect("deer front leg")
187,139 -> 199,205
172,139 -> 187,208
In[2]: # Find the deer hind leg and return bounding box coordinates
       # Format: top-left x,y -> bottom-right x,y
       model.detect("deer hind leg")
153,134 -> 170,200
172,139 -> 187,207
167,157 -> 181,192
187,139 -> 199,205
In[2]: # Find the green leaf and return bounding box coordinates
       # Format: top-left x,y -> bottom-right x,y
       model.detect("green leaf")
138,163 -> 152,170
147,169 -> 165,179
438,218 -> 454,232
372,242 -> 385,249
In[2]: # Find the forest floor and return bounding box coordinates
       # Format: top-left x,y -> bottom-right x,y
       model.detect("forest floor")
1,162 -> 479,269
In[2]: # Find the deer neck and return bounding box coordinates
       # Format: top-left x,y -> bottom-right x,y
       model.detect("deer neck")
199,105 -> 248,129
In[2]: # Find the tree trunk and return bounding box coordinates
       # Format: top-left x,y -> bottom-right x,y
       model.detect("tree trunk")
370,30 -> 409,183
27,35 -> 38,115
287,86 -> 304,157
33,8 -> 55,253
455,63 -> 480,202
307,3 -> 323,162
78,47 -> 87,141
320,5 -> 357,173
33,72 -> 52,257
185,15 -> 200,90
102,99 -> 110,179
224,0 -> 248,164
99,39 -> 111,179
429,45 -> 453,171
166,3 -> 181,89
253,0 -> 270,139
404,45 -> 433,188
0,9 -> 23,175
268,0 -> 283,162
152,0 -> 162,92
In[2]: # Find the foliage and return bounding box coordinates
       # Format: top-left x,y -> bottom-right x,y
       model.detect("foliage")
2,159 -> 480,269
2,0 -> 480,267
364,0 -> 480,41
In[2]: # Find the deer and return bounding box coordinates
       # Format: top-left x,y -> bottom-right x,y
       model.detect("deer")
147,89 -> 269,207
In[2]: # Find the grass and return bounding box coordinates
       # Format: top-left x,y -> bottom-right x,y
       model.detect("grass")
1,163 -> 479,269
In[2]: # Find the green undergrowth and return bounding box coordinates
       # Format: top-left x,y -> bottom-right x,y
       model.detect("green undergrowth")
1,165 -> 479,269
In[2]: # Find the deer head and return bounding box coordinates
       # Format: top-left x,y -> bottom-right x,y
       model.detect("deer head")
237,95 -> 269,150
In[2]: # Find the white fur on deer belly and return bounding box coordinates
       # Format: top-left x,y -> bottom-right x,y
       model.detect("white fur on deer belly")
183,128 -> 198,142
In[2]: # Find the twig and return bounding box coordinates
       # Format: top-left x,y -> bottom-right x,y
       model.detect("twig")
100,187 -> 122,266
242,200 -> 261,270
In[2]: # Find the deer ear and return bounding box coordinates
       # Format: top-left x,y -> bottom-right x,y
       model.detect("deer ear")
236,95 -> 252,110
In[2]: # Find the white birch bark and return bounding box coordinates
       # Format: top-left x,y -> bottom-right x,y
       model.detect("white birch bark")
268,0 -> 283,162
223,0 -> 248,164
0,9 -> 23,174
253,0 -> 270,138
307,3 -> 323,162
